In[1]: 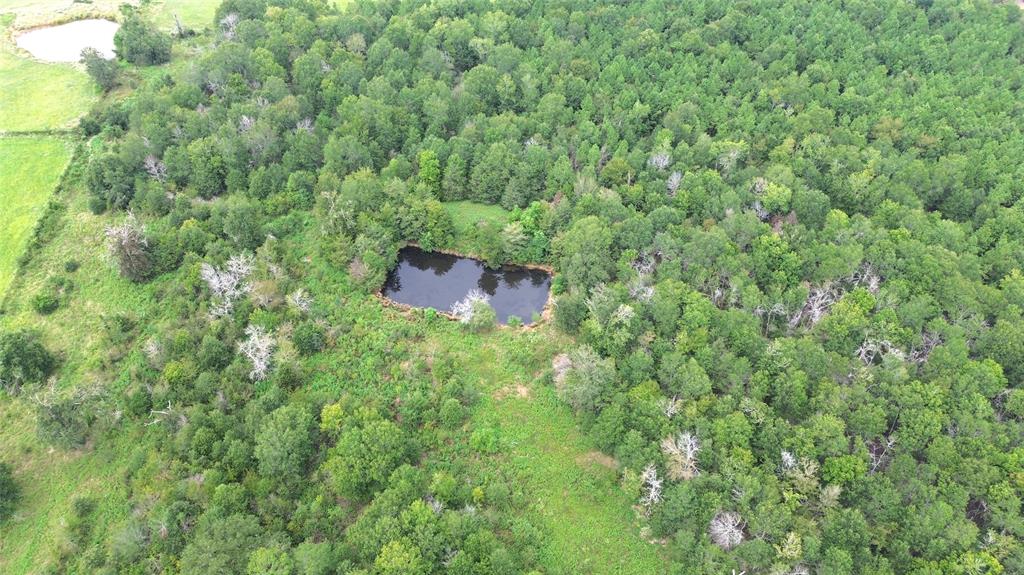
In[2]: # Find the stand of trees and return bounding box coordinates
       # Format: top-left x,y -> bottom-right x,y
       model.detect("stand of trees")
8,0 -> 1022,573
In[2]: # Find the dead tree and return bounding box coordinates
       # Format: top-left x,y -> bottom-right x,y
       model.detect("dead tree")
201,254 -> 254,318
105,213 -> 152,282
238,325 -> 275,381
661,432 -> 700,481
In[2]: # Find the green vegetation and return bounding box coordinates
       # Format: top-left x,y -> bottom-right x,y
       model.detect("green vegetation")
151,0 -> 219,32
114,9 -> 172,66
5,0 -> 1024,574
0,136 -> 74,295
0,31 -> 94,132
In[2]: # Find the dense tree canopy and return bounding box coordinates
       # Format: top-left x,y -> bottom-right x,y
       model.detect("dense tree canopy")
36,0 -> 1024,573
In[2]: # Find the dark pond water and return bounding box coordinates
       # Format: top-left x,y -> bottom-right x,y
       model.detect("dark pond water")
382,246 -> 551,325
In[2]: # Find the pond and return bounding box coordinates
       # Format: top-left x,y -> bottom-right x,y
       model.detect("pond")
16,19 -> 119,63
382,246 -> 552,325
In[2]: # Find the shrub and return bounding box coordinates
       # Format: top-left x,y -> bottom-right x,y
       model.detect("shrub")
466,300 -> 497,332
507,315 -> 523,327
439,398 -> 466,428
0,462 -> 19,522
31,292 -> 60,315
64,260 -> 80,273
292,321 -> 326,356
0,330 -> 55,394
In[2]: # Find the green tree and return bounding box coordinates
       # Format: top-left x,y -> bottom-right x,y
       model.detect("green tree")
417,149 -> 441,197
322,412 -> 410,500
180,513 -> 264,575
0,330 -> 55,394
470,143 -> 514,204
255,405 -> 315,485
114,13 -> 172,65
553,216 -> 615,291
80,48 -> 118,91
442,153 -> 468,201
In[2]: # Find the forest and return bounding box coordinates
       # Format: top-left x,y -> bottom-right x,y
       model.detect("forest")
3,0 -> 1024,574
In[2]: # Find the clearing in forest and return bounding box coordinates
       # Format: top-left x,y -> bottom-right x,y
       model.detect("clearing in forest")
437,333 -> 668,575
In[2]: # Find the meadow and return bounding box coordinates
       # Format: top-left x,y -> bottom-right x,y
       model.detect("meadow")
0,136 -> 74,296
0,4 -> 217,571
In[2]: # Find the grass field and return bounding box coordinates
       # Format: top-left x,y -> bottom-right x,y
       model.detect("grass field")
0,19 -> 95,132
0,401 -> 136,575
0,136 -> 74,296
449,333 -> 668,574
444,200 -> 512,253
151,0 -> 218,31
0,0 -> 124,29
0,4 -> 208,573
0,158 -> 162,574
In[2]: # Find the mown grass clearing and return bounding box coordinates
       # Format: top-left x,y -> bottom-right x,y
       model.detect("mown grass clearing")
0,136 -> 74,297
443,200 -> 511,253
150,0 -> 218,32
0,0 -> 123,29
0,21 -> 95,132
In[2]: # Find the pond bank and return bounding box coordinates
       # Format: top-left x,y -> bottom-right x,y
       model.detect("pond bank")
15,19 -> 118,63
379,245 -> 555,326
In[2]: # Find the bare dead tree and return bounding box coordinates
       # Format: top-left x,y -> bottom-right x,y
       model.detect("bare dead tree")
238,114 -> 255,133
638,463 -> 663,514
780,450 -> 797,471
105,213 -> 152,282
143,154 -> 167,182
666,171 -> 682,197
648,150 -> 671,171
662,432 -> 700,481
610,304 -> 635,326
238,325 -> 275,381
201,254 -> 254,318
661,396 -> 680,419
551,353 -> 572,389
856,338 -> 904,365
867,435 -> 897,473
909,331 -> 942,364
287,289 -> 313,314
450,288 -> 490,324
709,511 -> 745,550
220,12 -> 239,39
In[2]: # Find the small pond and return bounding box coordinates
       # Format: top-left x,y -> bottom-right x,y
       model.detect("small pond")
382,246 -> 552,325
16,19 -> 119,63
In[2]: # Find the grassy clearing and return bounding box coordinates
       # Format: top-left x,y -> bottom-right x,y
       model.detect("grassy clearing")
0,22 -> 95,132
303,263 -> 665,573
0,155 -> 161,574
1,165 -> 158,378
151,0 -> 218,31
443,201 -> 511,253
447,331 -> 668,575
0,136 -> 74,296
0,401 -> 136,575
0,0 -> 124,29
